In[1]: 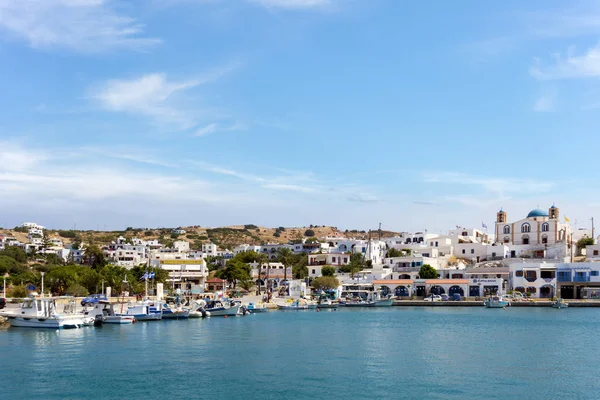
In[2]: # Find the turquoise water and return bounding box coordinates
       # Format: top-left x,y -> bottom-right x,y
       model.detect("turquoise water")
1,307 -> 599,399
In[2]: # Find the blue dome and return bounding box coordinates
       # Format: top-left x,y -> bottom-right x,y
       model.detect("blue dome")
527,209 -> 549,218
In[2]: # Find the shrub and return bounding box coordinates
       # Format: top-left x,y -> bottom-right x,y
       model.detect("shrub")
304,229 -> 315,237
244,224 -> 258,230
66,284 -> 89,297
144,231 -> 153,236
8,285 -> 28,298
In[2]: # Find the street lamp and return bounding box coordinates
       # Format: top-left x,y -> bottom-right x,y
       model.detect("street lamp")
41,272 -> 45,298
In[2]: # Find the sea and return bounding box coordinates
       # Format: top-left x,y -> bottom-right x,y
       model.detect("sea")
1,307 -> 599,399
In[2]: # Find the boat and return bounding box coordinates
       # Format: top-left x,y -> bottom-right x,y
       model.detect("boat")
316,298 -> 338,309
370,292 -> 395,307
340,299 -> 376,307
247,302 -> 268,313
204,299 -> 240,316
552,298 -> 569,309
123,300 -> 162,321
277,299 -> 313,310
82,301 -> 135,324
339,282 -> 392,307
188,300 -> 211,318
161,303 -> 190,319
4,297 -> 88,329
483,293 -> 510,309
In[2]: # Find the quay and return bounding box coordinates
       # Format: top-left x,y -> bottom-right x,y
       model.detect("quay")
392,300 -> 600,307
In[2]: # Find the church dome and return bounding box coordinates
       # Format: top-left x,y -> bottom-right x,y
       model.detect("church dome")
527,209 -> 549,218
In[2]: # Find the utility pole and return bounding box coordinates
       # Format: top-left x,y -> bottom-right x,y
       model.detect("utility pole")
571,232 -> 574,263
592,217 -> 595,244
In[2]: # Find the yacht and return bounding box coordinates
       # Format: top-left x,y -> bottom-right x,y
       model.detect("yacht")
5,297 -> 88,329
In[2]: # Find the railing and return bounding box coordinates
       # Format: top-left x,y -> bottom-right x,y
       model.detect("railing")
525,277 -> 537,282
573,276 -> 590,282
557,276 -> 572,282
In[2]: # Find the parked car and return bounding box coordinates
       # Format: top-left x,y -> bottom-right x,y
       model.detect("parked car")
0,297 -> 5,309
440,294 -> 450,301
81,294 -> 107,306
452,294 -> 462,301
424,295 -> 442,302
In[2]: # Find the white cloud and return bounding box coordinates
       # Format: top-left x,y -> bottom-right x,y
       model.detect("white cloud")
248,0 -> 330,9
92,73 -> 201,129
424,172 -> 553,195
0,0 -> 161,52
0,141 -> 48,171
530,44 -> 600,80
194,122 -> 246,137
533,93 -> 555,112
262,183 -> 315,193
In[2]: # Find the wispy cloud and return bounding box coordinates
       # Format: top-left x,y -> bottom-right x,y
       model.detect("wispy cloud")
262,183 -> 315,193
0,0 -> 161,52
347,194 -> 379,203
248,0 -> 331,10
533,93 -> 555,112
194,122 -> 246,137
424,172 -> 553,195
530,44 -> 600,80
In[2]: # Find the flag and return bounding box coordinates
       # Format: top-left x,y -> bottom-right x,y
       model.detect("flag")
565,216 -> 571,223
482,222 -> 487,229
140,272 -> 148,281
149,272 -> 155,279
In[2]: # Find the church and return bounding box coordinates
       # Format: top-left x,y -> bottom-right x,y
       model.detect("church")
494,205 -> 570,247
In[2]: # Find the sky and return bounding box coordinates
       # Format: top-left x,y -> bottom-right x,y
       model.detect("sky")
0,0 -> 599,233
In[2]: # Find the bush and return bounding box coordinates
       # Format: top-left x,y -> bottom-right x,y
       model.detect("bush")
244,224 -> 258,230
8,285 -> 28,298
321,266 -> 336,277
170,233 -> 179,239
144,230 -> 153,236
273,231 -> 281,238
57,230 -> 78,239
66,284 -> 89,297
12,226 -> 28,233
304,229 -> 315,237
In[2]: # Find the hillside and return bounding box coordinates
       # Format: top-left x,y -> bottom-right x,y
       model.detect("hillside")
0,225 -> 400,250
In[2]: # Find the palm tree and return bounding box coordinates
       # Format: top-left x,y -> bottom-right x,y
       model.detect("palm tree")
276,247 -> 294,282
256,253 -> 269,295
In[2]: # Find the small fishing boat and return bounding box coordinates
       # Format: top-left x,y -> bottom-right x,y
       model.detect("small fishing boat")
316,298 -> 338,309
161,304 -> 190,319
204,299 -> 240,316
278,299 -> 313,310
483,293 -> 510,309
83,301 -> 135,324
247,302 -> 268,313
340,299 -> 376,307
123,300 -> 162,321
188,300 -> 211,318
552,298 -> 569,309
4,297 -> 88,329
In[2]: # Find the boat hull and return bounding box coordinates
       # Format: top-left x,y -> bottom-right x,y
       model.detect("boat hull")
278,305 -> 309,310
206,305 -> 240,316
8,315 -> 86,329
373,299 -> 394,307
162,310 -> 190,319
129,313 -> 162,321
104,315 -> 135,324
484,302 -> 509,308
341,302 -> 376,307
552,304 -> 569,309
316,304 -> 338,309
247,307 -> 268,313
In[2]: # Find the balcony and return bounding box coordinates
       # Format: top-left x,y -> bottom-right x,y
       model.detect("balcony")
573,276 -> 590,282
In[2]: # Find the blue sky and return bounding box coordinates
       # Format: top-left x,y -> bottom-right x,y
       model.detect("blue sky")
0,0 -> 598,233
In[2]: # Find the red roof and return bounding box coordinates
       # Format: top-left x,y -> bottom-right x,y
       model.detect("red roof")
206,278 -> 225,283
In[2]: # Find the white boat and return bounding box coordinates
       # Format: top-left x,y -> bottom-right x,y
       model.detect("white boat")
161,303 -> 190,319
316,298 -> 338,309
552,298 -> 569,309
123,300 -> 162,321
340,283 -> 392,307
277,299 -> 314,310
5,297 -> 88,329
204,299 -> 240,316
247,302 -> 269,313
82,301 -> 135,324
189,300 -> 211,318
483,293 -> 510,309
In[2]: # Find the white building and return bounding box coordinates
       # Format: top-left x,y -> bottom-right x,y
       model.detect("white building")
202,242 -> 218,256
159,259 -> 208,294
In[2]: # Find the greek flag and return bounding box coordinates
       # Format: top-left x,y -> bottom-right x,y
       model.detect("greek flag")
140,272 -> 148,281
149,272 -> 155,279
482,222 -> 487,229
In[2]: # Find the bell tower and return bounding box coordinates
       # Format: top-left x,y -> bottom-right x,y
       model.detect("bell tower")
549,204 -> 559,220
497,208 -> 507,223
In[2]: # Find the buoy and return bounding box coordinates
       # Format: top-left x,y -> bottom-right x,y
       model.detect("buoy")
224,315 -> 228,318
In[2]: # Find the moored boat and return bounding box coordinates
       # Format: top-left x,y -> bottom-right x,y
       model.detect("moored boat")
189,300 -> 211,318
161,304 -> 190,319
483,293 -> 510,309
5,297 -> 88,329
123,300 -> 162,321
278,299 -> 312,310
552,298 -> 569,309
316,298 -> 338,309
204,299 -> 240,316
83,301 -> 135,324
247,302 -> 268,313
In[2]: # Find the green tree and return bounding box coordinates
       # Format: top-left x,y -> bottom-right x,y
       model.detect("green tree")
304,229 -> 315,237
311,276 -> 340,291
215,260 -> 251,288
98,265 -> 130,295
339,253 -> 364,278
256,253 -> 269,294
0,246 -> 27,263
66,283 -> 89,297
321,266 -> 336,277
418,264 -> 438,279
386,248 -> 404,258
83,244 -> 106,269
577,237 -> 595,249
277,247 -> 294,281
8,284 -> 28,298
292,253 -> 308,279
0,255 -> 19,275
206,256 -> 224,272
45,253 -> 64,266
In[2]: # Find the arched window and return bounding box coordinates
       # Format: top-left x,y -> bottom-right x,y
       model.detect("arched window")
542,234 -> 548,244
503,237 -> 510,243
542,223 -> 549,232
503,225 -> 510,234
521,223 -> 531,233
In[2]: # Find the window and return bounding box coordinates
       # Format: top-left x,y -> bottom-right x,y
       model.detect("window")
504,237 -> 510,243
523,238 -> 529,245
332,257 -> 336,263
471,249 -> 475,254
435,241 -> 438,246
462,249 -> 466,254
343,258 -> 348,263
515,270 -> 523,277
592,271 -> 599,276
595,250 -> 599,256
521,223 -> 531,233
542,236 -> 548,244
462,232 -> 468,236
312,269 -> 315,274
542,223 -> 549,232
503,225 -> 510,234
